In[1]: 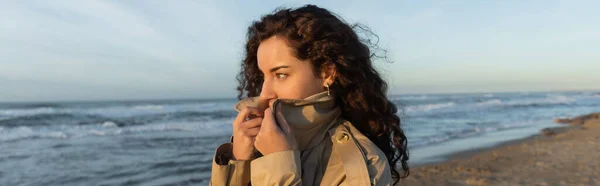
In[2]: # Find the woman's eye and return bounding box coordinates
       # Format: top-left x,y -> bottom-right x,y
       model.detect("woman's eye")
276,73 -> 288,79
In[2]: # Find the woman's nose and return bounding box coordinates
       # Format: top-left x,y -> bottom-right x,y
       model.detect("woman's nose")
259,81 -> 276,107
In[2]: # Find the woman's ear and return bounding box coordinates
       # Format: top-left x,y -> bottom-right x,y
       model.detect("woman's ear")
321,63 -> 336,86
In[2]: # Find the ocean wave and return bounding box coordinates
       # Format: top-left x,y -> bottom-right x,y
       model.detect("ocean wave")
102,121 -> 118,128
546,95 -> 576,103
0,107 -> 59,117
0,116 -> 12,121
0,102 -> 233,118
0,119 -> 233,143
482,94 -> 494,98
507,95 -> 575,107
133,105 -> 165,110
412,123 -> 529,148
398,94 -> 581,116
0,103 -> 64,109
401,95 -> 431,100
390,95 -> 436,102
405,102 -> 455,113
471,95 -> 576,109
475,99 -> 503,106
576,92 -> 600,99
0,113 -> 106,128
0,126 -> 69,142
0,108 -> 237,128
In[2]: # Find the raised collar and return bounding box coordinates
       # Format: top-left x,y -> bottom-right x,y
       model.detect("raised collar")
234,91 -> 342,150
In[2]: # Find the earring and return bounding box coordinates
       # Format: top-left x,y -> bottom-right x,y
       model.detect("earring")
325,84 -> 330,96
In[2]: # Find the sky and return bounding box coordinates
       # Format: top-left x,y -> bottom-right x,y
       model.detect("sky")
1,0 -> 599,102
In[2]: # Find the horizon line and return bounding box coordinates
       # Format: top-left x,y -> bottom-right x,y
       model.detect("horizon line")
1,88 -> 598,104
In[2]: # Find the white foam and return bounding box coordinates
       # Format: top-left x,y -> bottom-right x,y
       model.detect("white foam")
0,126 -> 69,142
102,121 -> 118,128
389,97 -> 402,101
483,94 -> 494,97
509,95 -> 576,106
470,95 -> 577,108
406,102 -> 455,112
0,119 -> 233,142
0,107 -> 59,117
546,95 -> 575,103
89,130 -> 106,136
401,95 -> 430,100
87,102 -> 233,118
48,131 -> 68,139
123,119 -> 233,134
578,92 -> 600,98
476,99 -> 502,106
16,126 -> 33,133
0,102 -> 235,118
425,135 -> 450,144
133,105 -> 164,110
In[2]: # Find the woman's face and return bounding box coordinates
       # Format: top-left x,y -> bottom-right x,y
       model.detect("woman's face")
257,35 -> 328,108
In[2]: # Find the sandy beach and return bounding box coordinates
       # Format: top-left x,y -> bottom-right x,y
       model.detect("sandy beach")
400,113 -> 600,186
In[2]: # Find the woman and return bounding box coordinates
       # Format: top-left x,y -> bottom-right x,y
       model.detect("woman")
211,4 -> 409,186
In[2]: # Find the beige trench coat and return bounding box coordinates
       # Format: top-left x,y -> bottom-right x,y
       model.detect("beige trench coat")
210,91 -> 392,186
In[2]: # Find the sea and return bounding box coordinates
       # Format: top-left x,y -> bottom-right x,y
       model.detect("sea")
1,91 -> 599,185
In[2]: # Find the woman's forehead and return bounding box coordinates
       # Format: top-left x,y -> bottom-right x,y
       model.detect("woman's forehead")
257,36 -> 298,71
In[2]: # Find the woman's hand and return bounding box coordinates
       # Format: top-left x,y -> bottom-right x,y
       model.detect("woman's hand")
254,107 -> 297,156
232,106 -> 263,161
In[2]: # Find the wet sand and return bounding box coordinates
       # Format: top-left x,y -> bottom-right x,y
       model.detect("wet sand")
399,113 -> 600,186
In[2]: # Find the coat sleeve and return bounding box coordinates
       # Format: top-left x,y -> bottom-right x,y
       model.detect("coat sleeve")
249,150 -> 302,186
209,143 -> 252,186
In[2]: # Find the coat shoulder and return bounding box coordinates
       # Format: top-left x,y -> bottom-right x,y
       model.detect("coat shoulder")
329,120 -> 393,185
330,120 -> 389,166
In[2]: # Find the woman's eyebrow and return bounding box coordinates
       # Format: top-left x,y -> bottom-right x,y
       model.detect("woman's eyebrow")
269,65 -> 290,73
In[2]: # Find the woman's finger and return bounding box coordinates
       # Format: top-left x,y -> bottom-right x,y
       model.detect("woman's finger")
261,107 -> 279,133
239,117 -> 263,129
243,126 -> 261,137
233,106 -> 263,127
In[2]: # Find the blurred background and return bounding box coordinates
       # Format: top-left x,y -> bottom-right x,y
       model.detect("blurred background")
1,1 -> 599,185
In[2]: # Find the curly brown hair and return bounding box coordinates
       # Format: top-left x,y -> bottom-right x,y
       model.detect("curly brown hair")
236,4 -> 409,184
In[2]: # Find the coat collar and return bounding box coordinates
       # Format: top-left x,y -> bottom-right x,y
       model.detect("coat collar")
234,91 -> 342,150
